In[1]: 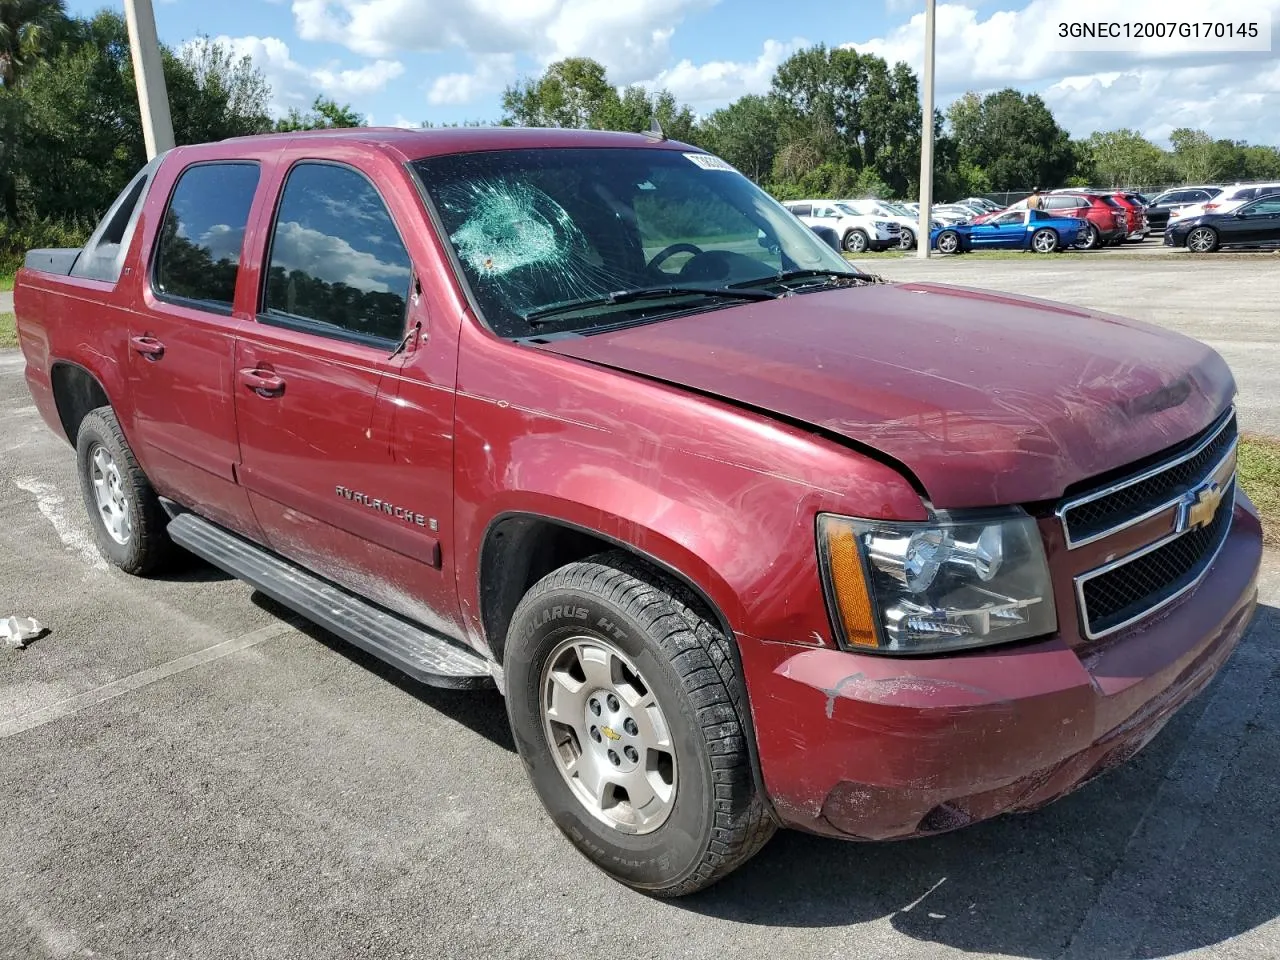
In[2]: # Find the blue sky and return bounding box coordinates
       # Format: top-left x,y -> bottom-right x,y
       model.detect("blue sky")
68,0 -> 1280,144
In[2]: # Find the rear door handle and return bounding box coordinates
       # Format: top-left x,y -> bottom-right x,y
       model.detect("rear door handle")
238,368 -> 286,398
130,335 -> 165,360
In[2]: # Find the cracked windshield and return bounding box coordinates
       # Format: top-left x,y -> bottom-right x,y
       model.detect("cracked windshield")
413,147 -> 857,338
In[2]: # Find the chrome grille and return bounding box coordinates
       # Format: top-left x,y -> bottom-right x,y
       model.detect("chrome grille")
1078,482 -> 1234,638
1058,410 -> 1237,548
1061,408 -> 1238,640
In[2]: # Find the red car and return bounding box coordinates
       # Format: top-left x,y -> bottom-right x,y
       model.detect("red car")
13,129 -> 1262,896
977,192 -> 1129,248
1107,191 -> 1150,241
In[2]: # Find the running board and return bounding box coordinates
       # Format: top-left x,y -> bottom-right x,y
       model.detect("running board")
166,512 -> 494,690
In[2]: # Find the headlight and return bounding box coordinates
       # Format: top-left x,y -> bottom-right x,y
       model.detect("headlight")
817,510 -> 1057,655
874,220 -> 890,230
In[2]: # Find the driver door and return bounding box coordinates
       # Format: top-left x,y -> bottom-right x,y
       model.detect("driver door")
1232,197 -> 1280,245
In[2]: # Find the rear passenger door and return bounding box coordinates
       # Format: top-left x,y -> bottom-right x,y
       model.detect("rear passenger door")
233,159 -> 462,632
128,160 -> 265,539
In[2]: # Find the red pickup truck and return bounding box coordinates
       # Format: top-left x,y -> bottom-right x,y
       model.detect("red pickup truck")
13,128 -> 1262,896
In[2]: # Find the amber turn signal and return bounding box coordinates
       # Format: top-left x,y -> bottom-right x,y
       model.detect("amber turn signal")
819,516 -> 880,649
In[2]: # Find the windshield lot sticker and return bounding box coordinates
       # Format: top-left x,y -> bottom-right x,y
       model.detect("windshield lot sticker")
684,153 -> 735,172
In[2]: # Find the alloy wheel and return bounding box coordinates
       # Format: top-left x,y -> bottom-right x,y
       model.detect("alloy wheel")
89,443 -> 131,545
540,635 -> 677,835
1188,227 -> 1217,253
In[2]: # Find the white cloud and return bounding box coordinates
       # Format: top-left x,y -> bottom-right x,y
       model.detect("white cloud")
292,0 -> 717,83
428,54 -> 516,105
312,59 -> 404,97
194,34 -> 402,114
845,0 -> 1280,144
649,38 -> 804,106
272,220 -> 410,293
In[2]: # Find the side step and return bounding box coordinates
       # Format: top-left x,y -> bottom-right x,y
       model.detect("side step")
166,512 -> 494,690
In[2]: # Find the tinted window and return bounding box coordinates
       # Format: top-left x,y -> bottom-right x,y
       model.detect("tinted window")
1044,196 -> 1075,210
1099,196 -> 1120,207
154,163 -> 260,310
1244,198 -> 1280,215
790,204 -> 812,216
263,163 -> 412,343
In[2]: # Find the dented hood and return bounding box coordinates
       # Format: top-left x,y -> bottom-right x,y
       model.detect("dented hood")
538,281 -> 1235,507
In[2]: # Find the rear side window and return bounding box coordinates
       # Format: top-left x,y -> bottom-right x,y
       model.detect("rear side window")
1044,196 -> 1076,210
790,204 -> 812,217
262,162 -> 412,345
154,162 -> 260,312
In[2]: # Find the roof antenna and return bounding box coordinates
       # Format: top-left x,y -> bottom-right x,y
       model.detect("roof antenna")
643,116 -> 666,142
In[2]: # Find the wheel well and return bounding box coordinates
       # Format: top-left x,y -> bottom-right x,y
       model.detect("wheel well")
50,363 -> 110,445
479,515 -> 731,667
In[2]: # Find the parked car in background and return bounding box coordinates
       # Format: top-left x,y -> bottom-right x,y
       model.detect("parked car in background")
1108,192 -> 1149,241
961,197 -> 1002,213
1171,182 -> 1280,224
782,199 -> 900,253
1165,193 -> 1280,252
1037,193 -> 1128,248
931,208 -> 1082,253
932,204 -> 979,225
837,199 -> 931,249
1145,186 -> 1222,232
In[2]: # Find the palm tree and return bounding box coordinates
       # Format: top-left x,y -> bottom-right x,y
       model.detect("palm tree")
0,0 -> 68,86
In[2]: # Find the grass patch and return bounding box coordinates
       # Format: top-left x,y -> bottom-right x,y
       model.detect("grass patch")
0,311 -> 15,348
1240,435 -> 1280,548
0,271 -> 13,292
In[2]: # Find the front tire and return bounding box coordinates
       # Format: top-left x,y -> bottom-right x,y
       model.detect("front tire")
842,229 -> 869,254
75,406 -> 175,575
1187,226 -> 1219,253
899,227 -> 915,250
936,229 -> 961,254
504,551 -> 774,897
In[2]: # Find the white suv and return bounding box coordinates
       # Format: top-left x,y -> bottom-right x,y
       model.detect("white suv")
781,199 -> 899,253
836,199 -> 928,249
1171,182 -> 1280,223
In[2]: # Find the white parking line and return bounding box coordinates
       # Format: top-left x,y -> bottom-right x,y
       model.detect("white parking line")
12,476 -> 108,572
0,621 -> 299,739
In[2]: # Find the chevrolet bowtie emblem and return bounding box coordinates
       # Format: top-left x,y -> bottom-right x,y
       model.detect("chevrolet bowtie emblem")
1183,481 -> 1224,531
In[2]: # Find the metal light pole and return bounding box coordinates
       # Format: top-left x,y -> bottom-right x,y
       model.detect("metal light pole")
124,0 -> 175,159
915,0 -> 936,259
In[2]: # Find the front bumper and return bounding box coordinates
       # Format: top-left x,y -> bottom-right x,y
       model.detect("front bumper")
742,497 -> 1262,841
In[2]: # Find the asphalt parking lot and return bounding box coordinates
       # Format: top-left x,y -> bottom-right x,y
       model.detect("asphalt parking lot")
3,256 -> 1280,959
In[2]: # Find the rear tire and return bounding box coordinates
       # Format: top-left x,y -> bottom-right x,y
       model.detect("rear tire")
75,406 -> 175,575
842,229 -> 869,254
504,551 -> 775,897
1072,223 -> 1100,250
1031,228 -> 1059,254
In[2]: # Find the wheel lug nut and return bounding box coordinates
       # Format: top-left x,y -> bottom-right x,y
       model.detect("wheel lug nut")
607,750 -> 620,766
624,746 -> 638,763
623,718 -> 638,737
606,694 -> 620,712
590,726 -> 602,742
589,699 -> 601,716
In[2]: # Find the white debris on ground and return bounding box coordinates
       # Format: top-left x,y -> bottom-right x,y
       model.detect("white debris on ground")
1,616 -> 45,649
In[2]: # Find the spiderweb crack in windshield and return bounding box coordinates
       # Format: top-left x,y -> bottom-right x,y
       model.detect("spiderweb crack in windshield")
444,179 -> 618,317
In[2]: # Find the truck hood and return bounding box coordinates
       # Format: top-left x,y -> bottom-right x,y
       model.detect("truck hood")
537,281 -> 1235,508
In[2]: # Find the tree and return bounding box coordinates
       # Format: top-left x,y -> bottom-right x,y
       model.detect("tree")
0,0 -> 67,85
1169,128 -> 1220,182
945,88 -> 1073,190
501,57 -> 615,129
695,95 -> 781,183
275,95 -> 362,132
177,36 -> 272,139
1085,129 -> 1174,187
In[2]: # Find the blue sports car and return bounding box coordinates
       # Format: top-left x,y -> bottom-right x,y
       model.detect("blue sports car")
930,208 -> 1083,254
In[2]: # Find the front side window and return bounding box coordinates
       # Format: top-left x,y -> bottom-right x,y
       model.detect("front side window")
154,162 -> 260,311
263,162 -> 412,344
1242,197 -> 1280,216
413,148 -> 855,338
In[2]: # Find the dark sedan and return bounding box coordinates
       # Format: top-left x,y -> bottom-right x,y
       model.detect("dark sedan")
1165,194 -> 1280,252
1145,186 -> 1221,231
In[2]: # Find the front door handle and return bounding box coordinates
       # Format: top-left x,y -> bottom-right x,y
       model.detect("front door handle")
238,368 -> 286,398
130,335 -> 165,360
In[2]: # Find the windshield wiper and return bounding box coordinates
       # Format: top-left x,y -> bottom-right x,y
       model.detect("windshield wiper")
769,269 -> 885,285
524,285 -> 779,325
